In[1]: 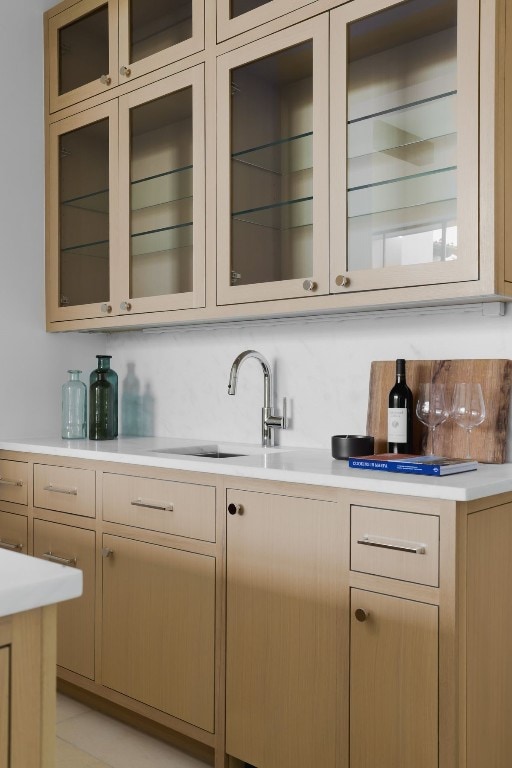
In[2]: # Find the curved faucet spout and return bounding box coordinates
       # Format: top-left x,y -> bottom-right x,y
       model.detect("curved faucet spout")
227,350 -> 285,447
227,350 -> 272,409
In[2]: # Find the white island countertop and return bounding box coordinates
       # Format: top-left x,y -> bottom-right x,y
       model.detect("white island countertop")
0,547 -> 82,619
1,435 -> 512,502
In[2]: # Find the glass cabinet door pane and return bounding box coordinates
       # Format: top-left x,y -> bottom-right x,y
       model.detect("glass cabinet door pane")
230,0 -> 273,19
230,42 -> 313,286
58,5 -> 109,96
129,0 -> 192,64
59,119 -> 110,307
129,88 -> 193,298
346,0 -> 458,271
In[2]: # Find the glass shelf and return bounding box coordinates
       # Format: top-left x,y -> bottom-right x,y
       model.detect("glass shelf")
348,167 -> 456,219
61,189 -> 109,214
131,221 -> 193,257
131,165 -> 193,211
60,239 -> 109,259
348,90 -> 457,128
232,196 -> 312,230
232,132 -> 312,175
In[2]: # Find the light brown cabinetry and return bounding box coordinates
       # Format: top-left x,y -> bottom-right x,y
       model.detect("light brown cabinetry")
0,511 -> 27,555
0,645 -> 8,768
101,533 -> 215,731
47,0 -> 204,114
47,63 -> 205,323
225,486 -> 345,768
216,0 -> 318,43
33,519 -> 96,680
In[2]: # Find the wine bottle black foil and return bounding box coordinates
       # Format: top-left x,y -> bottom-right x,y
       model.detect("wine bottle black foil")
387,358 -> 413,453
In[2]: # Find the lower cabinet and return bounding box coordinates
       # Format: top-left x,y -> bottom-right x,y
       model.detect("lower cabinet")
225,488 -> 344,768
0,510 -> 27,554
350,589 -> 438,768
0,645 -> 8,768
33,518 -> 95,680
101,533 -> 216,732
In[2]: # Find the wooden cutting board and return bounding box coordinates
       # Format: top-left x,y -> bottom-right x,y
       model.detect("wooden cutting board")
366,359 -> 512,463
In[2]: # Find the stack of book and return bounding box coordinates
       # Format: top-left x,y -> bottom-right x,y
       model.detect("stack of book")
348,454 -> 478,476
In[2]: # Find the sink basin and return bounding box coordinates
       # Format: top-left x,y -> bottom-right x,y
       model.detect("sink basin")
150,445 -> 247,459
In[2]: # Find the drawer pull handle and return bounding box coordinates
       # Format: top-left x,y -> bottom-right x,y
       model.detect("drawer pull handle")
42,551 -> 77,567
357,535 -> 426,555
131,498 -> 174,512
0,476 -> 24,487
0,538 -> 22,552
43,484 -> 78,496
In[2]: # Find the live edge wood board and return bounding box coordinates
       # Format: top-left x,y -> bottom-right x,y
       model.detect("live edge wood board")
366,359 -> 512,463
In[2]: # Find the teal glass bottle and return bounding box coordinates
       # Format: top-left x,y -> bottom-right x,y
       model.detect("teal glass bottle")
89,371 -> 115,440
61,370 -> 87,439
90,355 -> 118,437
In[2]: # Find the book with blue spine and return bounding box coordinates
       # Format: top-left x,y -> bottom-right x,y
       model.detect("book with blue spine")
348,454 -> 478,475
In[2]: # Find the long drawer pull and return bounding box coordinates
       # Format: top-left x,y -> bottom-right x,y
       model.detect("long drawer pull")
0,539 -> 22,552
131,498 -> 174,512
42,551 -> 77,567
43,484 -> 78,496
0,476 -> 24,487
357,535 -> 426,555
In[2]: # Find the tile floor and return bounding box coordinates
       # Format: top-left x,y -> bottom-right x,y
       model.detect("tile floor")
56,694 -> 210,768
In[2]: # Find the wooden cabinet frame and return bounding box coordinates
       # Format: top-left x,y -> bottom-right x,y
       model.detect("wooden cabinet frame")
216,0 -> 319,43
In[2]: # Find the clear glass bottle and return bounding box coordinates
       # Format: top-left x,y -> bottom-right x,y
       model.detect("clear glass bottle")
61,370 -> 87,439
89,370 -> 115,440
90,355 -> 118,437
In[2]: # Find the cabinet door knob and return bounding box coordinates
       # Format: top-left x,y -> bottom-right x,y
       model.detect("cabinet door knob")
102,547 -> 114,558
335,274 -> 350,287
120,301 -> 132,311
302,279 -> 317,292
100,74 -> 111,85
355,608 -> 369,622
228,503 -> 242,515
100,303 -> 112,314
120,66 -> 131,77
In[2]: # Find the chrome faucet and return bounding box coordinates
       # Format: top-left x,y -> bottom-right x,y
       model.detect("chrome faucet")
228,350 -> 286,447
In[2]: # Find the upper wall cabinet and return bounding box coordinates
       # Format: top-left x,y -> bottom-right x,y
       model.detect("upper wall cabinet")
329,0 -> 480,294
47,65 -> 205,323
47,0 -> 204,113
216,17 -> 330,305
216,0 -> 318,43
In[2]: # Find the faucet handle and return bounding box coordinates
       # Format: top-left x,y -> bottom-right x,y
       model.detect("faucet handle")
266,397 -> 287,431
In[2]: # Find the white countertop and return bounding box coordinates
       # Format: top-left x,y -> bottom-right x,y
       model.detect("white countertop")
0,547 -> 82,618
1,435 -> 512,501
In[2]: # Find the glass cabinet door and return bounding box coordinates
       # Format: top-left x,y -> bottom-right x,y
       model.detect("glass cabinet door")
48,101 -> 119,322
48,0 -> 118,113
118,0 -> 204,83
217,18 -> 329,305
217,0 -> 318,42
117,65 -> 205,313
330,0 -> 479,293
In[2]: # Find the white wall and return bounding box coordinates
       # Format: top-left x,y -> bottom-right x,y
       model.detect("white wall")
107,305 -> 512,456
0,0 -> 105,439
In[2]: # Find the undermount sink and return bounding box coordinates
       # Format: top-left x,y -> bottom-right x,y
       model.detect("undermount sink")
150,445 -> 248,459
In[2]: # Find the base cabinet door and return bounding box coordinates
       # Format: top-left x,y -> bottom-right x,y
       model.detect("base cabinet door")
0,646 -> 8,768
350,588 -> 438,768
33,519 -> 95,680
0,511 -> 27,555
225,489 -> 343,768
101,534 -> 215,732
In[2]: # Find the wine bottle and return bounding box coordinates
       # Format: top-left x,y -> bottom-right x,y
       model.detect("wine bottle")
387,358 -> 413,453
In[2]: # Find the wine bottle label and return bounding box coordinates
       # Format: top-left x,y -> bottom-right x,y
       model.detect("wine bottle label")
388,408 -> 408,443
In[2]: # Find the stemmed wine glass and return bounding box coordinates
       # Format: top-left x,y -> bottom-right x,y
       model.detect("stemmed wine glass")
415,383 -> 450,455
451,383 -> 486,460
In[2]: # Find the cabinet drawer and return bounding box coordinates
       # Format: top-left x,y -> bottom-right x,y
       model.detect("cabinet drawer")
0,509 -> 28,554
102,473 -> 216,542
0,460 -> 28,505
351,505 -> 439,587
34,464 -> 96,518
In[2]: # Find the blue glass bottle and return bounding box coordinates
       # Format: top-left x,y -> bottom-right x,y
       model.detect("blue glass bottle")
61,370 -> 87,439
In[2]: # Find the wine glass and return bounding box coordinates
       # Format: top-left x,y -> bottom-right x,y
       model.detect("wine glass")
450,383 -> 486,460
415,383 -> 450,455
